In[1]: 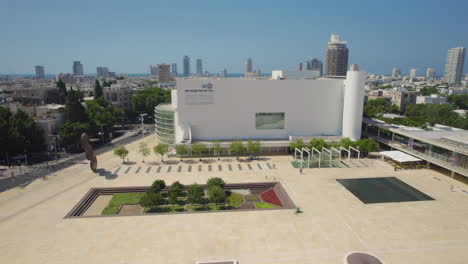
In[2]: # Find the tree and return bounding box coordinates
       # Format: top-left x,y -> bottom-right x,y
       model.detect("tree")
289,139 -> 305,151
56,79 -> 67,104
207,186 -> 226,204
139,193 -> 164,208
94,80 -> 104,98
175,144 -> 188,161
212,140 -> 222,160
85,97 -> 125,139
390,104 -> 400,114
448,94 -> 468,110
356,138 -> 380,156
246,140 -> 261,158
59,121 -> 90,150
113,146 -> 129,163
207,177 -> 225,189
131,87 -> 171,116
168,181 -> 183,205
137,143 -> 150,163
65,88 -> 88,123
187,184 -> 205,205
153,143 -> 168,162
419,86 -> 439,96
147,179 -> 166,194
191,142 -> 207,161
230,140 -> 244,161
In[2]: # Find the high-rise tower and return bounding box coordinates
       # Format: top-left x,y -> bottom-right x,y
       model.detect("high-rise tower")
196,59 -> 203,76
35,65 -> 45,79
326,34 -> 349,77
444,47 -> 465,84
306,58 -> 323,76
183,56 -> 190,77
73,61 -> 84,76
245,58 -> 252,76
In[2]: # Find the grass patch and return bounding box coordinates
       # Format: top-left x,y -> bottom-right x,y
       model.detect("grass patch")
102,193 -> 145,215
208,204 -> 229,210
227,193 -> 243,208
255,202 -> 279,209
187,205 -> 208,211
244,194 -> 260,202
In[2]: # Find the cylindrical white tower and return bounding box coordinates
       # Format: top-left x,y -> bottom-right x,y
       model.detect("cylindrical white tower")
342,65 -> 365,141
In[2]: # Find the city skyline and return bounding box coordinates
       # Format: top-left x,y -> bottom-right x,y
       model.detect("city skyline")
1,0 -> 467,75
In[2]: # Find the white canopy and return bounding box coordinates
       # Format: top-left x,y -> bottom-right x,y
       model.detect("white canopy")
380,151 -> 422,163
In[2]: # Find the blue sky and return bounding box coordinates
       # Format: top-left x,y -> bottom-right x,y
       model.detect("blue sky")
1,0 -> 467,75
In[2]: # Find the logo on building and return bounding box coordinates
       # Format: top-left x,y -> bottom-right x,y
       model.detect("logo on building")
201,83 -> 213,89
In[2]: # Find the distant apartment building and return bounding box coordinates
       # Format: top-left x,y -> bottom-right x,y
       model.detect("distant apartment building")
157,64 -> 171,83
196,59 -> 203,76
409,68 -> 417,78
35,104 -> 67,146
392,67 -> 401,78
150,65 -> 158,77
96,67 -> 109,78
416,94 -> 447,105
13,86 -> 61,105
56,73 -> 74,83
104,82 -> 132,111
245,57 -> 253,76
326,34 -> 349,76
444,47 -> 465,84
391,90 -> 417,113
367,90 -> 393,109
35,65 -> 45,79
183,56 -> 190,77
306,58 -> 323,76
73,61 -> 84,76
426,68 -> 436,79
171,63 -> 178,77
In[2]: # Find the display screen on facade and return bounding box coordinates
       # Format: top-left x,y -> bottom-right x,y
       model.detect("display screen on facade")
255,112 -> 285,129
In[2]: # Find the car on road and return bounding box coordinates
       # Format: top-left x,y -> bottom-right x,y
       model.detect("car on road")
142,130 -> 150,135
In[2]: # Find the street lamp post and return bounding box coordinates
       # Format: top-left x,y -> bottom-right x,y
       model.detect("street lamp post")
97,124 -> 106,144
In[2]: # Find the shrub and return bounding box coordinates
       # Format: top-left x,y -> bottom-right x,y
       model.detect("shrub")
207,177 -> 225,189
147,179 -> 166,194
139,193 -> 164,208
168,181 -> 184,205
226,192 -> 243,208
207,186 -> 227,203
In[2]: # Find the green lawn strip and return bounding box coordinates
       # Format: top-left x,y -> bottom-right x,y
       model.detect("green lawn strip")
101,193 -> 146,215
227,193 -> 243,208
255,202 -> 279,209
244,194 -> 260,202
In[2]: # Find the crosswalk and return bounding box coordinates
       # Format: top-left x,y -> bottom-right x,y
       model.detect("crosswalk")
113,162 -> 276,175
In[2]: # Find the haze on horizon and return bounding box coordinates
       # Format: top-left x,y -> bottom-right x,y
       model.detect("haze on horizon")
1,0 -> 467,76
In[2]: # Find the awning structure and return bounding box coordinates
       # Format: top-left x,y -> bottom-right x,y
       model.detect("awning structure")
380,150 -> 422,163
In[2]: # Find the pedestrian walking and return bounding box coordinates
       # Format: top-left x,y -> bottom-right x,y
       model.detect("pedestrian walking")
299,168 -> 303,174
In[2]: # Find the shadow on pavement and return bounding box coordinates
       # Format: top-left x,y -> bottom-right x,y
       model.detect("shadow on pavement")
96,169 -> 118,180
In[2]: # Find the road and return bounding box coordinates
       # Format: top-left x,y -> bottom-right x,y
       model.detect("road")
0,132 -> 154,193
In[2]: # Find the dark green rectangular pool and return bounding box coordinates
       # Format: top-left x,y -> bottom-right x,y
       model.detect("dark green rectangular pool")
337,177 -> 434,204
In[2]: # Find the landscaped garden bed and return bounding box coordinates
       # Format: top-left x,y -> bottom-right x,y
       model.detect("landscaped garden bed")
65,179 -> 295,218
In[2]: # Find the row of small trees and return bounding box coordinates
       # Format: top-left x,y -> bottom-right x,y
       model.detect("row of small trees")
113,140 -> 262,164
139,178 -> 227,210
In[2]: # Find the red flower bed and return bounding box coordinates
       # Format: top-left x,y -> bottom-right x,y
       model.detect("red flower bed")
260,188 -> 282,207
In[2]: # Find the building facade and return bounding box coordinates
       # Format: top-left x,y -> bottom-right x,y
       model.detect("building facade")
271,70 -> 320,80
409,68 -> 417,78
155,68 -> 366,144
150,65 -> 158,76
391,91 -> 417,113
73,61 -> 84,76
416,94 -> 448,105
183,56 -> 190,77
35,66 -> 45,79
103,83 -> 132,110
305,58 -> 323,76
444,47 -> 465,84
326,34 -> 349,76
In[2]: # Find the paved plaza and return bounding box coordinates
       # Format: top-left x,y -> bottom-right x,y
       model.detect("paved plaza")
0,135 -> 468,264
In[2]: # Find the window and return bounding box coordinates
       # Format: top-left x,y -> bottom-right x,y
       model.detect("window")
255,112 -> 285,129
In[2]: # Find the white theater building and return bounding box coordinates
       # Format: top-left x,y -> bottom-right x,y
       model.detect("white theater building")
155,65 -> 365,151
